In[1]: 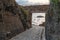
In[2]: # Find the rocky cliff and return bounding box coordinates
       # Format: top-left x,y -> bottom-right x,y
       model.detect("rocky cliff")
45,0 -> 60,40
0,0 -> 31,40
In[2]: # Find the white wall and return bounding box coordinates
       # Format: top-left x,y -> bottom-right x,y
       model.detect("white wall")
32,13 -> 45,25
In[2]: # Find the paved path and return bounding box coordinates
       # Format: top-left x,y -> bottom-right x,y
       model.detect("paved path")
10,25 -> 45,40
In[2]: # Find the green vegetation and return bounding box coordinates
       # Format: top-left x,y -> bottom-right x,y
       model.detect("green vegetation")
20,6 -> 29,16
51,0 -> 59,5
19,6 -> 30,30
20,6 -> 29,20
51,0 -> 60,9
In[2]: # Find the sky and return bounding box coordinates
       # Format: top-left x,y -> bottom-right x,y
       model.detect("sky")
15,0 -> 50,6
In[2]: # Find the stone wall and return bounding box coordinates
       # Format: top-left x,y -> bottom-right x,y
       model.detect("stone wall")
45,0 -> 60,40
23,5 -> 49,26
23,5 -> 49,13
0,0 -> 31,40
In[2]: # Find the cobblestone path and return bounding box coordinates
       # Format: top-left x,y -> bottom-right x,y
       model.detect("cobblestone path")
10,25 -> 45,40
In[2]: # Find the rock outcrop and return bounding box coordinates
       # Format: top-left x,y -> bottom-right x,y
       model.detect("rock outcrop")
0,0 -> 31,40
45,0 -> 60,40
18,6 -> 32,30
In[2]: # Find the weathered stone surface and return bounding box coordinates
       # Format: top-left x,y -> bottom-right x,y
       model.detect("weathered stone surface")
10,25 -> 45,40
18,6 -> 32,30
0,0 -> 31,40
45,0 -> 60,40
23,5 -> 49,13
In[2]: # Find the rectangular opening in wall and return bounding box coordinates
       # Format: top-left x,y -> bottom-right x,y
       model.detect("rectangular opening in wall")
32,13 -> 45,26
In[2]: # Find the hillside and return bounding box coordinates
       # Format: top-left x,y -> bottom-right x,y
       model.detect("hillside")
0,0 -> 31,40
